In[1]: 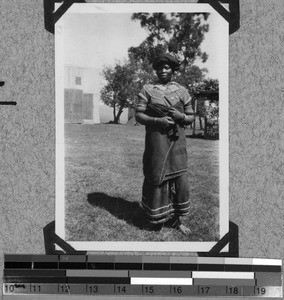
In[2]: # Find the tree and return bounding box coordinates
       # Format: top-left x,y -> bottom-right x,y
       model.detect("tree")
100,59 -> 155,124
100,62 -> 133,123
175,65 -> 208,87
129,13 -> 210,87
188,78 -> 219,93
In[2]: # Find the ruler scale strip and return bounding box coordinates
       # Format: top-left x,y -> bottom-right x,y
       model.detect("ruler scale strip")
3,255 -> 283,298
3,283 -> 283,297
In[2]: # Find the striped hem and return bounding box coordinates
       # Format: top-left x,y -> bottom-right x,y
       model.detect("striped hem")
142,197 -> 190,212
141,199 -> 190,224
144,210 -> 190,225
142,199 -> 190,215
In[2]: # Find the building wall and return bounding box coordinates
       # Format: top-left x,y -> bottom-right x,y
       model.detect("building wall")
64,65 -> 100,123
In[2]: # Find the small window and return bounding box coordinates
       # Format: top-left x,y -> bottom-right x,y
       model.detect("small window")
75,76 -> 81,85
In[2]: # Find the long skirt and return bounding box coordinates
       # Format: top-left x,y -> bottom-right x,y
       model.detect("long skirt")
141,173 -> 190,224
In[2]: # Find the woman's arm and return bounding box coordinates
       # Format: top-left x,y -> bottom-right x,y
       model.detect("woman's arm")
168,107 -> 195,126
135,109 -> 174,131
182,113 -> 195,125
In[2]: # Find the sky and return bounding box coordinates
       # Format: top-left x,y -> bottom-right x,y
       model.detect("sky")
63,12 -> 226,80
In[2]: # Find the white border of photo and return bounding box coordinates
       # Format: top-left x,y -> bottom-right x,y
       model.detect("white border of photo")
55,3 -> 229,252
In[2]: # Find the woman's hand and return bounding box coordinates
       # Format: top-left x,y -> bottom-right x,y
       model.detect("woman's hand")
168,108 -> 185,122
156,116 -> 175,131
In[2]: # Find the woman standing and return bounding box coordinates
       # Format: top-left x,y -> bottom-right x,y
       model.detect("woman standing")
135,53 -> 195,235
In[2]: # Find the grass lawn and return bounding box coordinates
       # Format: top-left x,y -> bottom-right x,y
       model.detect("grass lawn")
64,123 -> 219,242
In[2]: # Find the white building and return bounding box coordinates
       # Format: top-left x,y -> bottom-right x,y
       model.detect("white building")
64,65 -> 100,124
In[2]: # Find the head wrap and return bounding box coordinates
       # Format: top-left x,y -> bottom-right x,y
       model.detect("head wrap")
152,53 -> 180,71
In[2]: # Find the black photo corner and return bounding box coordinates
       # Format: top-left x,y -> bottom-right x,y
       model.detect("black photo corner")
43,221 -> 87,255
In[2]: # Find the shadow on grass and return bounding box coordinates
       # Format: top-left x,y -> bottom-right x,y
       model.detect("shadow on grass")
87,192 -> 159,232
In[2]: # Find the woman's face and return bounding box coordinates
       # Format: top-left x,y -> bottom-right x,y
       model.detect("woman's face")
156,63 -> 173,84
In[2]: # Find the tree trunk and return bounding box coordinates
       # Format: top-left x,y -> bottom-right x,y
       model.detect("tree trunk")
114,106 -> 124,124
113,104 -> 116,122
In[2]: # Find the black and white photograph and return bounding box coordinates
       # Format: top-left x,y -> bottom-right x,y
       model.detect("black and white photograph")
55,3 -> 229,252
